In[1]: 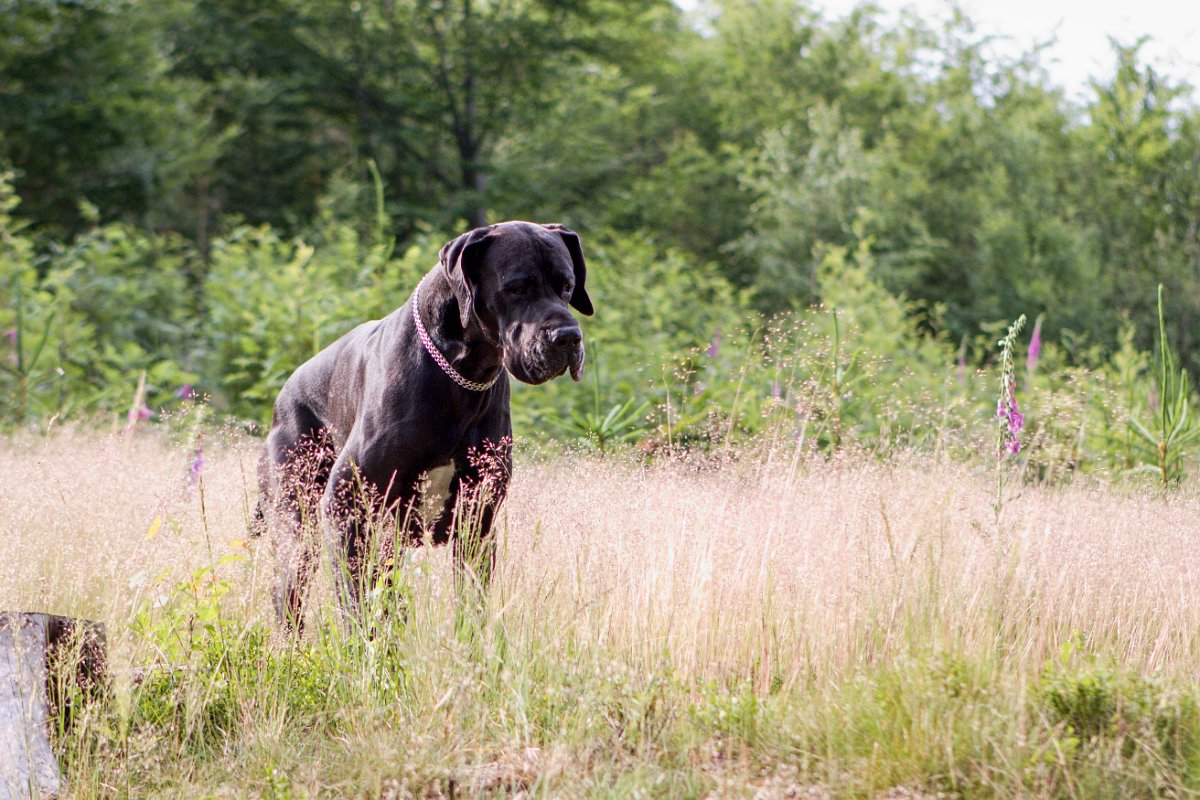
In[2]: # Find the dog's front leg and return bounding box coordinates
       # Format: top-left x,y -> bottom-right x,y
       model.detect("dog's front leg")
434,444 -> 511,602
448,486 -> 500,595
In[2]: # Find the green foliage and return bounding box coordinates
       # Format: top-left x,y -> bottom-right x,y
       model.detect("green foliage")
132,557 -> 238,665
1037,644 -> 1200,774
1127,285 -> 1200,485
0,0 -> 222,235
0,1 -> 1199,484
690,681 -> 763,749
809,231 -> 955,449
1040,659 -> 1120,743
510,230 -> 752,446
563,396 -> 651,454
203,221 -> 431,422
0,174 -> 195,421
735,104 -> 883,308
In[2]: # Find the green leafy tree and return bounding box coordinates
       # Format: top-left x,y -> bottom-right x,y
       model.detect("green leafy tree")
1079,42 -> 1200,367
0,0 -> 219,235
734,103 -> 882,309
276,0 -> 676,231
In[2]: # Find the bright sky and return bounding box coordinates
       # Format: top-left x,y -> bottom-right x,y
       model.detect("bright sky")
814,0 -> 1200,99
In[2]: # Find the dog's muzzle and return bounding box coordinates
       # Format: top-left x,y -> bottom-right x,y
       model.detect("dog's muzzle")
503,322 -> 585,384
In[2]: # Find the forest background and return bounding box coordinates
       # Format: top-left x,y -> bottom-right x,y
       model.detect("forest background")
2,0 -> 1199,475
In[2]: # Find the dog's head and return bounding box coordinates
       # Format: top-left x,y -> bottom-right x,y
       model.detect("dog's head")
439,221 -> 594,385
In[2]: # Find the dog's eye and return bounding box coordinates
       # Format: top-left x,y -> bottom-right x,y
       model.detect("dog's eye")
506,282 -> 530,296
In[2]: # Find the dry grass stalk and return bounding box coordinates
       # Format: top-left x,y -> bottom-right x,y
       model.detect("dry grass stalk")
1,428 -> 1197,686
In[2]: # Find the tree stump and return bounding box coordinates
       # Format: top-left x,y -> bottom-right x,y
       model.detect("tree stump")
0,613 -> 106,800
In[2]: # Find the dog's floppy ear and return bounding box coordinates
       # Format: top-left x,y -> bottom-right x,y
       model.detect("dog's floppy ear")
439,226 -> 494,330
542,223 -> 594,316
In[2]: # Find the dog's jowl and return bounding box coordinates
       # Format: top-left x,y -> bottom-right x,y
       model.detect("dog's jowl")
252,221 -> 594,630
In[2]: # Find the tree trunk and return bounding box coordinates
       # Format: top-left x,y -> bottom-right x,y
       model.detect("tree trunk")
456,106 -> 487,229
0,613 -> 106,800
459,0 -> 487,231
463,161 -> 488,230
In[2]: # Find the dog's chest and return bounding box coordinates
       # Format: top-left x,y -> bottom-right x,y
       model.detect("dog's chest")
417,461 -> 456,523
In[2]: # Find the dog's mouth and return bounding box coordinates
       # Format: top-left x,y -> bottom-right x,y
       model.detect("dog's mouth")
568,341 -> 585,382
503,337 -> 585,385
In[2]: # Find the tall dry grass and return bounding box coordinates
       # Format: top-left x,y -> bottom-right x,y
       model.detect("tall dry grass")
3,427 -> 1199,795
502,445 -> 1200,683
3,427 -> 1200,679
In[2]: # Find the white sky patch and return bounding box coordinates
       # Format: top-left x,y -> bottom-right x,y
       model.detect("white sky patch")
816,0 -> 1200,98
678,0 -> 1200,100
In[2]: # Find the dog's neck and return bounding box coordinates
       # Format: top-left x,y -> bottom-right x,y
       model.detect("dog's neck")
414,270 -> 505,387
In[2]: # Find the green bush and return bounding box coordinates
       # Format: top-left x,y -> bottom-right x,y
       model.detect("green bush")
4,171 -> 1200,481
1038,647 -> 1200,772
511,229 -> 752,447
202,223 -> 433,423
0,175 -> 194,422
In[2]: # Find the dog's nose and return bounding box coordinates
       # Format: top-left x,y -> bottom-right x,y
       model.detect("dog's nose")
548,324 -> 582,349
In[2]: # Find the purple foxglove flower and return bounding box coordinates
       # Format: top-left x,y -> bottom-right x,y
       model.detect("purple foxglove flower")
4,329 -> 15,345
127,402 -> 153,427
1026,317 -> 1042,373
1007,401 -> 1024,439
189,444 -> 205,487
997,381 -> 1023,457
174,384 -> 195,400
706,332 -> 721,358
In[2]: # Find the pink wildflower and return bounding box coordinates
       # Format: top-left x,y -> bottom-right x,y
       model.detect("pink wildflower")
996,382 -> 1023,455
1026,317 -> 1042,373
188,443 -> 205,488
127,402 -> 152,427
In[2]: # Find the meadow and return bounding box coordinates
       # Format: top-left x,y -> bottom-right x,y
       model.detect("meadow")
4,425 -> 1200,797
5,2 -> 1200,795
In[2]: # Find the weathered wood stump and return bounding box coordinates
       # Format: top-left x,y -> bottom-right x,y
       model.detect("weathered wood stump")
0,613 -> 106,800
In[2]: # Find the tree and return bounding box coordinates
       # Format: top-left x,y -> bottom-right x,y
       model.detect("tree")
734,103 -> 882,309
278,0 -> 676,230
0,1 -> 218,236
1078,41 -> 1200,364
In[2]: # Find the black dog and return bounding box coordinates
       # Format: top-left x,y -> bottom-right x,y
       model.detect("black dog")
253,221 -> 593,628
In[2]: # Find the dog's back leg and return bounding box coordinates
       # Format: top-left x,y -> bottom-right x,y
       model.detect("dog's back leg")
263,406 -> 335,633
248,450 -> 269,539
321,445 -> 372,624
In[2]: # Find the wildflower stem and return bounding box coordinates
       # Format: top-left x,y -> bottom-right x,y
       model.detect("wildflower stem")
994,314 -> 1027,519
